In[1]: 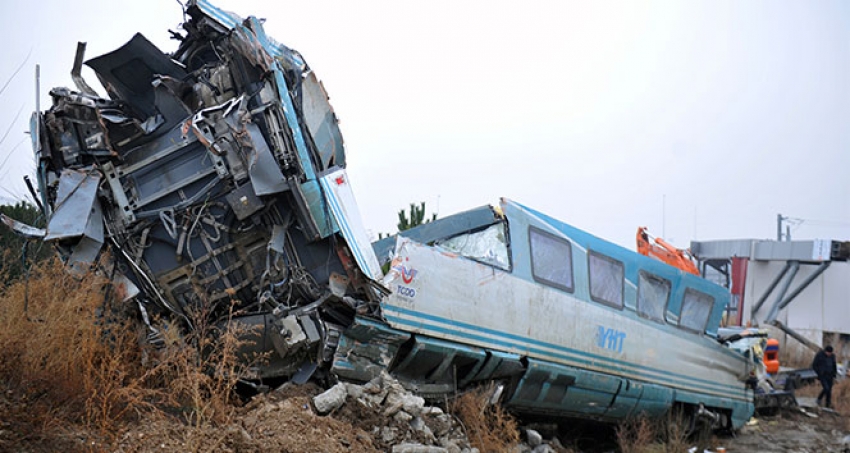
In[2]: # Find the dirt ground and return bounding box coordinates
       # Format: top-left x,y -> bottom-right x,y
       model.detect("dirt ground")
718,398 -> 850,453
3,380 -> 850,453
0,381 -> 382,453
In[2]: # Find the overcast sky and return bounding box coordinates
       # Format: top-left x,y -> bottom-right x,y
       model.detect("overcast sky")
1,0 -> 848,249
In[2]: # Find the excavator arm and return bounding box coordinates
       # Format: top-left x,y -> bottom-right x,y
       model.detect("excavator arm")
636,227 -> 700,275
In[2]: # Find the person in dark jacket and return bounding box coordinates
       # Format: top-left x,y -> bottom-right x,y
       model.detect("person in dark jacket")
812,345 -> 838,408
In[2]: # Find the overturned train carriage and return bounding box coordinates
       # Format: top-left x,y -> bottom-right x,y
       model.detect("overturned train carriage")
16,0 -> 754,429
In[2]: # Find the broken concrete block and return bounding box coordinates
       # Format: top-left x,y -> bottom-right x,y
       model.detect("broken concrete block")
312,382 -> 347,414
526,429 -> 542,447
439,438 -> 462,453
364,393 -> 388,407
423,406 -> 444,416
393,410 -> 414,423
345,382 -> 364,400
381,426 -> 397,444
363,375 -> 384,394
532,445 -> 555,453
384,398 -> 404,416
410,416 -> 436,442
402,394 -> 426,414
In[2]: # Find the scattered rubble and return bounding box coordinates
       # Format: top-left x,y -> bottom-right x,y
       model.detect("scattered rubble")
305,372 -> 567,452
313,372 -> 476,452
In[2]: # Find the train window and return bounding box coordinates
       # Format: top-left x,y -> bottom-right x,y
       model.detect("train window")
637,272 -> 670,323
588,251 -> 624,309
529,226 -> 573,292
679,288 -> 714,333
437,223 -> 510,270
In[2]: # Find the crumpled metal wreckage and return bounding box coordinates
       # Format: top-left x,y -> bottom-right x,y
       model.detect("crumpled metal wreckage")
6,0 -> 381,382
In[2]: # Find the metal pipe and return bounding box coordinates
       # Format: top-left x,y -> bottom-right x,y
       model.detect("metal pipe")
764,261 -> 800,323
71,42 -> 98,96
770,319 -> 821,353
34,64 -> 51,217
778,261 -> 831,311
750,261 -> 791,317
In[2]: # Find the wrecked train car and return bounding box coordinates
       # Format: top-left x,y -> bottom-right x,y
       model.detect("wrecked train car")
368,200 -> 755,429
12,0 -> 755,429
20,0 -> 382,380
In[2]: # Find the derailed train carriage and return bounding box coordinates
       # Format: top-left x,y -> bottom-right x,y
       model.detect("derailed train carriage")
6,0 -> 754,429
368,201 -> 754,429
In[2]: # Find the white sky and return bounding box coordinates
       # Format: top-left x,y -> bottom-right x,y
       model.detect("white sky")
1,0 -> 848,249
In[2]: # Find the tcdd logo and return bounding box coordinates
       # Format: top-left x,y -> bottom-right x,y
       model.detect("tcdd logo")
396,285 -> 416,298
392,263 -> 417,284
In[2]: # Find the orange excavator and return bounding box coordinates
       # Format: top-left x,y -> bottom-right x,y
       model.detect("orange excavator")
636,227 -> 700,275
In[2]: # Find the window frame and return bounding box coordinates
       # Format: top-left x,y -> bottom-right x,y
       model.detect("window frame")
528,226 -> 574,293
678,288 -> 715,334
587,250 -> 625,310
636,270 -> 671,323
436,221 -> 513,271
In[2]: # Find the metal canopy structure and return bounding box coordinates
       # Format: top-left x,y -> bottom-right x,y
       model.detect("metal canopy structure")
691,238 -> 848,352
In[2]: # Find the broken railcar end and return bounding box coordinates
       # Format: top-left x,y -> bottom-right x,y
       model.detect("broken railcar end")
29,0 -> 381,381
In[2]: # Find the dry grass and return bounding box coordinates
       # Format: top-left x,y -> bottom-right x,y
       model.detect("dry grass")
831,378 -> 850,414
795,382 -> 820,398
614,411 -> 694,453
450,384 -> 520,453
658,411 -> 691,453
615,416 -> 657,453
0,257 -> 257,450
0,258 -> 152,435
796,378 -> 850,413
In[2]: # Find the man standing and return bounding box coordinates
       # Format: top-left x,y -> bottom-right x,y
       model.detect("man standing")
812,345 -> 838,408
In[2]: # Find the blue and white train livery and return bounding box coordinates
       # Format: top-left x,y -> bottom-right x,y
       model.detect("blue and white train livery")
340,198 -> 754,429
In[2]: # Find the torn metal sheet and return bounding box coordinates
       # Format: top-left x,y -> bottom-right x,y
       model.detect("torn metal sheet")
332,317 -> 410,383
244,121 -> 289,195
85,33 -> 187,120
319,169 -> 382,280
0,214 -> 46,239
67,236 -> 103,273
302,72 -> 345,169
44,169 -> 101,241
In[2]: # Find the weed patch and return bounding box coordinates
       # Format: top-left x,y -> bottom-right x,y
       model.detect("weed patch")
449,384 -> 520,453
0,258 -> 258,449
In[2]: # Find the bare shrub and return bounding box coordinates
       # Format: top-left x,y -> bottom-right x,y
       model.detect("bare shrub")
614,411 -> 695,453
615,416 -> 657,453
145,301 -> 261,428
659,411 -> 691,453
449,384 -> 520,453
